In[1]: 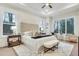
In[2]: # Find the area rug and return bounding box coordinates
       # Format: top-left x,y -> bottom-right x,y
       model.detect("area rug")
13,45 -> 33,56
13,42 -> 74,56
39,42 -> 74,56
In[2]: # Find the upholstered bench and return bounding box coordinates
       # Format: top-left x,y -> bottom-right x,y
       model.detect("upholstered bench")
43,40 -> 59,53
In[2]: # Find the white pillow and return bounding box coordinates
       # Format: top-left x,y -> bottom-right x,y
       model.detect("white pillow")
23,32 -> 33,36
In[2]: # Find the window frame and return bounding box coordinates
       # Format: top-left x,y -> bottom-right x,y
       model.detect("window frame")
54,16 -> 75,34
3,11 -> 17,35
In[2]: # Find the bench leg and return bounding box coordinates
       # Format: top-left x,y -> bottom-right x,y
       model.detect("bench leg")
44,43 -> 59,53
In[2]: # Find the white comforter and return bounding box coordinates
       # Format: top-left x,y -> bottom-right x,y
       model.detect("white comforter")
22,35 -> 58,54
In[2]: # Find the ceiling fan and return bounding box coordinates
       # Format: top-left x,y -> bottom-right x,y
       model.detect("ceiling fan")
42,3 -> 52,8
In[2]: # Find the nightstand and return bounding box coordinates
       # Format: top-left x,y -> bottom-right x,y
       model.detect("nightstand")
7,35 -> 21,47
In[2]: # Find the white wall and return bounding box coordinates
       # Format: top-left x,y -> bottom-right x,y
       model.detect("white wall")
51,10 -> 79,36
0,5 -> 42,37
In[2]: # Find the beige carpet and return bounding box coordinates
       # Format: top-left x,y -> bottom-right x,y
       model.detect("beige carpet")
0,47 -> 16,56
13,42 -> 74,56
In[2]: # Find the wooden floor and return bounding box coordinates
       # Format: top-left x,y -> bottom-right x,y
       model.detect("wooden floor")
0,42 -> 78,56
70,43 -> 78,56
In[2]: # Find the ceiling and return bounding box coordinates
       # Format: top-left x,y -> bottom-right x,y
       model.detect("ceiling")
25,3 -> 71,11
1,3 -> 79,16
23,3 -> 71,15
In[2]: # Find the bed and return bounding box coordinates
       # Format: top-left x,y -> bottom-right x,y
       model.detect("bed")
21,35 -> 58,54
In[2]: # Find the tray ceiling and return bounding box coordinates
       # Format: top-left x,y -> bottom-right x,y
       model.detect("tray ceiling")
1,3 -> 79,16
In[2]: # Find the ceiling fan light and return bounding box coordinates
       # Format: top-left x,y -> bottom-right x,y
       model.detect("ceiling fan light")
46,3 -> 49,6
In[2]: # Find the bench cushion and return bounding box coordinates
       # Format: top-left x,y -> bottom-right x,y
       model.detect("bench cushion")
44,40 -> 59,48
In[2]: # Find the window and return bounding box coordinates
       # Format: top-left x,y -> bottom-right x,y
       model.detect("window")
54,17 -> 74,34
67,18 -> 74,34
3,12 -> 16,35
54,21 -> 59,33
60,20 -> 65,34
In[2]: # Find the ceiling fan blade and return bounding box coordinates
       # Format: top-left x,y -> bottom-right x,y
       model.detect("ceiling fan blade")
42,5 -> 45,8
49,5 -> 52,8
